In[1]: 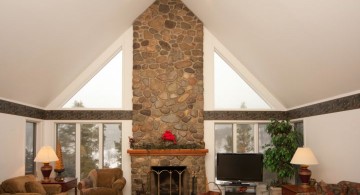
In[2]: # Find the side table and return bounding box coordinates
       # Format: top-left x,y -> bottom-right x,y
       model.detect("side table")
282,185 -> 316,195
42,177 -> 78,195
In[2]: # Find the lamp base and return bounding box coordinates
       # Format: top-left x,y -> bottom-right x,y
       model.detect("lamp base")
54,169 -> 65,181
299,165 -> 311,188
41,163 -> 53,182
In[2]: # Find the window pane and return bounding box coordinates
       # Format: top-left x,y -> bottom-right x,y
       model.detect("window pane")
80,124 -> 100,179
258,123 -> 271,153
63,51 -> 122,109
103,124 -> 122,168
236,124 -> 254,153
25,122 -> 36,175
258,123 -> 277,185
57,123 -> 76,177
215,124 -> 233,153
294,121 -> 304,147
214,52 -> 270,109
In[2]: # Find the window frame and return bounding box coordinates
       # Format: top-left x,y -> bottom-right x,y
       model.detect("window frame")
213,51 -> 271,110
25,121 -> 37,175
203,29 -> 286,111
62,50 -> 124,110
55,121 -> 123,179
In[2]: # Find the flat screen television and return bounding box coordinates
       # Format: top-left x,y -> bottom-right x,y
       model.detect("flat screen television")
216,153 -> 263,183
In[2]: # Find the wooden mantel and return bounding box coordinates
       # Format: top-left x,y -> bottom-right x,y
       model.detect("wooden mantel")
127,149 -> 208,156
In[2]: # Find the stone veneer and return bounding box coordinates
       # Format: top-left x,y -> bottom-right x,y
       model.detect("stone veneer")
132,0 -> 204,146
131,0 -> 205,194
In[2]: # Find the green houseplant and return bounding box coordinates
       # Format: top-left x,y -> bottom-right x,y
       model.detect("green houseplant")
263,119 -> 301,187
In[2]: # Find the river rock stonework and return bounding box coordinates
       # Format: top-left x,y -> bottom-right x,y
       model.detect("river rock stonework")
132,0 -> 204,146
131,0 -> 205,194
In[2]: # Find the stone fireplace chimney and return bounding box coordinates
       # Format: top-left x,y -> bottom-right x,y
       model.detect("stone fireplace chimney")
132,0 -> 204,147
130,0 -> 206,194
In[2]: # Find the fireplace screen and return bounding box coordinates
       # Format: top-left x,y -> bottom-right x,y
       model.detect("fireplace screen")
149,166 -> 194,195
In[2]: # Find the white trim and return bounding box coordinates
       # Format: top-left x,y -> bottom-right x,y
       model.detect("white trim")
203,28 -> 215,111
75,123 -> 81,179
121,27 -> 134,110
254,123 -> 259,152
46,27 -> 133,110
98,124 -> 104,169
203,28 -> 286,111
232,124 -> 237,151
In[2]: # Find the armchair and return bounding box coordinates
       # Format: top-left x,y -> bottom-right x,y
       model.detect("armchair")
77,168 -> 126,195
0,175 -> 67,195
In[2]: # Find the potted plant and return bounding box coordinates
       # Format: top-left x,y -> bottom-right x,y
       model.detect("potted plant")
263,119 -> 301,194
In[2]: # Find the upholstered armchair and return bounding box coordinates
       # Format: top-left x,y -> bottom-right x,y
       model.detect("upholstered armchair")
0,175 -> 67,195
77,168 -> 126,195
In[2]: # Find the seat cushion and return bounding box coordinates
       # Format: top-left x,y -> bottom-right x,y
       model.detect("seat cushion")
96,169 -> 122,188
97,173 -> 115,188
25,181 -> 46,195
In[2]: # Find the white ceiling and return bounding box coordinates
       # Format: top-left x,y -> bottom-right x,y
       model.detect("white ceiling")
1,0 -> 360,109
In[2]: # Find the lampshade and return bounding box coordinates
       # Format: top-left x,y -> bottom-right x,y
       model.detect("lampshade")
291,147 -> 318,165
34,146 -> 59,163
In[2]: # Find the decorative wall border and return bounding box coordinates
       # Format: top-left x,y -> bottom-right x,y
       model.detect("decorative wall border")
0,99 -> 132,120
204,111 -> 287,120
287,93 -> 360,119
0,99 -> 45,119
1,93 -> 359,120
45,110 -> 132,120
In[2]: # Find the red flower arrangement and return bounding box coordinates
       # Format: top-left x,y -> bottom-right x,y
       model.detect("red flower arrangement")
162,130 -> 176,144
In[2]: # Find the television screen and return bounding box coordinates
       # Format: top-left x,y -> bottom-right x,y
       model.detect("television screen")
216,153 -> 263,182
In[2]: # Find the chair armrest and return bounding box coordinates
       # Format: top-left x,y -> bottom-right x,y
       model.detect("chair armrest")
112,177 -> 126,191
78,177 -> 93,190
43,184 -> 62,194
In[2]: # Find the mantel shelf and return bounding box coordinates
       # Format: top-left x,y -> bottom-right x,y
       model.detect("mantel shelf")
127,149 -> 208,156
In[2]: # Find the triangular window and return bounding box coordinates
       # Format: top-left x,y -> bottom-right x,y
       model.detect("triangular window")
63,51 -> 122,109
214,52 -> 270,109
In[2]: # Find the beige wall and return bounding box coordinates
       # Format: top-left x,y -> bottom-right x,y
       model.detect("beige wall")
0,113 -> 26,182
305,109 -> 360,183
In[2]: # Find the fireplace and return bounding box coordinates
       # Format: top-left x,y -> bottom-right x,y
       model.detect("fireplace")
128,149 -> 208,195
150,166 -> 189,195
131,0 -> 205,194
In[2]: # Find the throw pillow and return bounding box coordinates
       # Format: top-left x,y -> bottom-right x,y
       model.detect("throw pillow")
339,181 -> 360,195
25,181 -> 46,195
318,181 -> 344,195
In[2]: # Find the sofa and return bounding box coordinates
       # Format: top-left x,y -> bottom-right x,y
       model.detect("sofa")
316,180 -> 360,195
77,168 -> 126,195
0,175 -> 67,195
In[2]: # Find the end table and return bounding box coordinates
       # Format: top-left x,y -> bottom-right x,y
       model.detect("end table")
282,185 -> 316,195
42,177 -> 78,195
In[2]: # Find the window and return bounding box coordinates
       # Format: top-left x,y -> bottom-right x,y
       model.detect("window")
25,122 -> 36,175
63,51 -> 123,109
56,122 -> 122,179
56,124 -> 76,178
214,52 -> 270,110
214,121 -> 303,184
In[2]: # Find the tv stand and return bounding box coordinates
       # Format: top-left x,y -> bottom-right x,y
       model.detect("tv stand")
222,183 -> 256,195
227,182 -> 250,186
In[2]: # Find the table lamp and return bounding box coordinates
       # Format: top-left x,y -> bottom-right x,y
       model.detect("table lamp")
34,146 -> 59,182
290,147 -> 319,187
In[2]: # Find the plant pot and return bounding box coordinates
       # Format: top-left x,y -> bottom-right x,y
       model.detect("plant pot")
269,187 -> 282,195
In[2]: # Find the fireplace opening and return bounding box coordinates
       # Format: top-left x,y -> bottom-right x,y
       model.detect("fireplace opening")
150,166 -> 190,195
